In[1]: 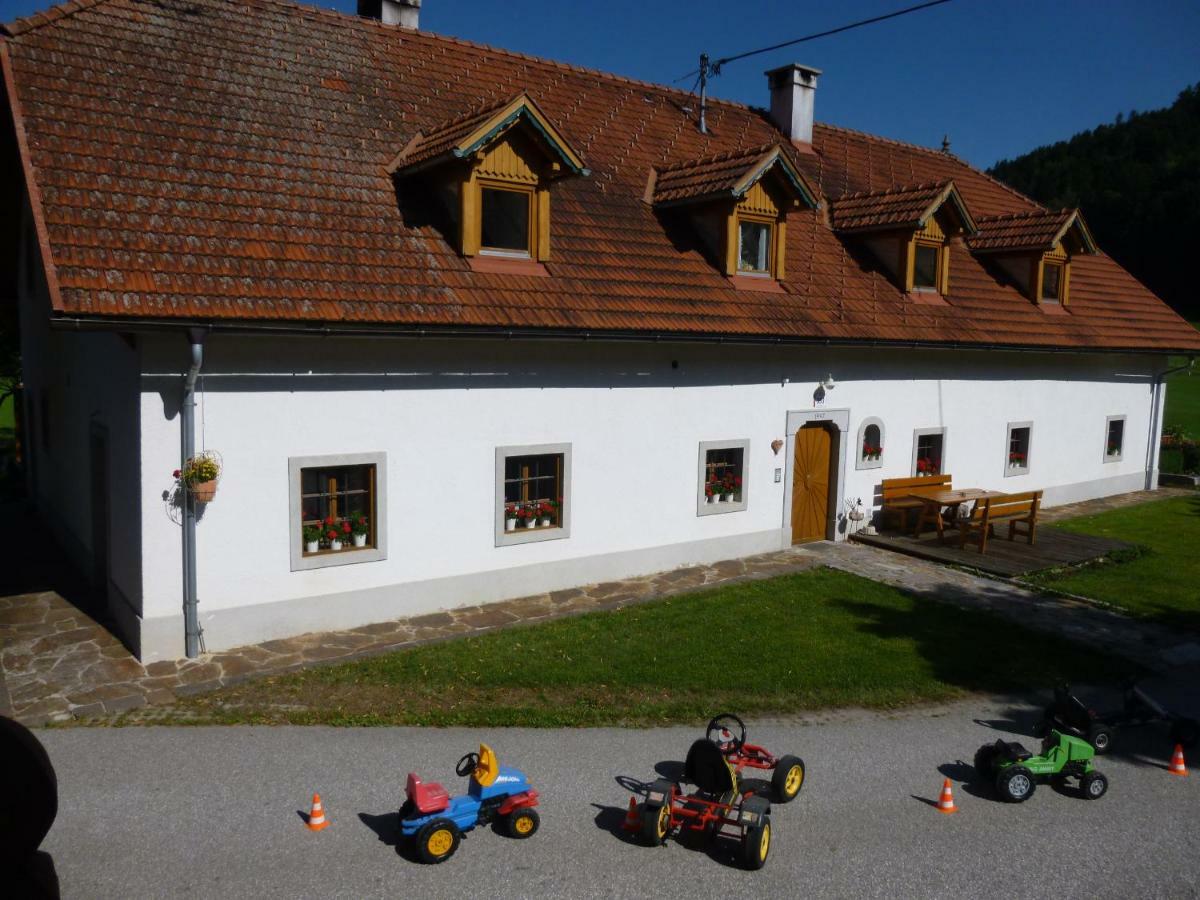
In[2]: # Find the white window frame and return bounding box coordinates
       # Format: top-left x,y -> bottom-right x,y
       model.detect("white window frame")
1104,415 -> 1126,463
495,443 -> 572,546
288,452 -> 388,572
855,417 -> 886,471
910,427 -> 947,477
697,439 -> 750,516
1004,421 -> 1032,477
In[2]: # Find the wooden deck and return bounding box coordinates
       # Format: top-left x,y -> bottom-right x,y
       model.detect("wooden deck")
852,526 -> 1133,577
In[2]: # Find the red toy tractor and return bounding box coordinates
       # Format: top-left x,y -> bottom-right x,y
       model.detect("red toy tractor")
705,713 -> 806,803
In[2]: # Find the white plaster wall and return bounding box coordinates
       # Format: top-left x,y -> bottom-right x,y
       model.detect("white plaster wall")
134,335 -> 1167,659
16,211 -> 143,648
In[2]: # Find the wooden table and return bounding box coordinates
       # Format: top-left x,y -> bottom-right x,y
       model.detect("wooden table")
907,489 -> 1007,542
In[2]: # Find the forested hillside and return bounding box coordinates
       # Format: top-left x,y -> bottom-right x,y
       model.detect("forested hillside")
989,84 -> 1199,320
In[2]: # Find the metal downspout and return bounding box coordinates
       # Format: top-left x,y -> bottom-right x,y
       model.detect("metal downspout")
181,330 -> 205,658
1146,356 -> 1195,490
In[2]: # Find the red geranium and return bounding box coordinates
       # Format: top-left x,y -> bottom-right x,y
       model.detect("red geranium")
172,469 -> 181,478
326,529 -> 337,541
324,515 -> 335,526
342,521 -> 351,533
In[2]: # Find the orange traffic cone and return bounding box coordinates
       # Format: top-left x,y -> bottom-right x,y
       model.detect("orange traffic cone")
936,778 -> 959,814
307,793 -> 330,831
622,796 -> 640,832
1168,744 -> 1189,777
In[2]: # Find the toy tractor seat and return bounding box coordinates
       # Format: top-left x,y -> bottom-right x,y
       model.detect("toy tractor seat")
994,739 -> 1033,763
405,772 -> 450,815
685,739 -> 738,797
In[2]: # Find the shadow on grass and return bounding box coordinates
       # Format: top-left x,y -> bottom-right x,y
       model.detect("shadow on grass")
828,590 -> 1136,699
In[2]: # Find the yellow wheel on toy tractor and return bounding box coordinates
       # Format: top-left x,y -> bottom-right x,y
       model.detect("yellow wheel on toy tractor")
504,808 -> 541,838
416,818 -> 461,864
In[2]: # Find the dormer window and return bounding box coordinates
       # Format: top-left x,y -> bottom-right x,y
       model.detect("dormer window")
830,180 -> 977,299
912,242 -> 941,290
970,208 -> 1098,307
650,143 -> 819,285
388,93 -> 588,269
738,218 -> 772,274
480,185 -> 533,256
1040,259 -> 1064,302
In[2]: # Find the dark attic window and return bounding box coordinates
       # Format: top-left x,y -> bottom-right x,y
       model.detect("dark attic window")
480,187 -> 532,255
913,244 -> 940,290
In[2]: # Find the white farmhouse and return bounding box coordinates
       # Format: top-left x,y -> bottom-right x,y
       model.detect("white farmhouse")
3,0 -> 1197,661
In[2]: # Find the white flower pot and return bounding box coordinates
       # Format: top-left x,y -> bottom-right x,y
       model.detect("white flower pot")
706,495 -> 716,504
720,493 -> 733,503
522,519 -> 536,528
330,539 -> 342,551
353,533 -> 367,548
505,519 -> 516,532
305,541 -> 319,554
539,517 -> 552,527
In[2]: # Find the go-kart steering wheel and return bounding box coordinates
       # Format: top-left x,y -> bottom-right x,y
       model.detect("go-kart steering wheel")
706,713 -> 746,754
455,752 -> 480,778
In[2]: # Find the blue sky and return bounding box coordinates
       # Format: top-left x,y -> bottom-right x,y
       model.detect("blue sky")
2,0 -> 1197,167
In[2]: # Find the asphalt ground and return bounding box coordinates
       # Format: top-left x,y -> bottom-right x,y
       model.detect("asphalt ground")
36,692 -> 1200,899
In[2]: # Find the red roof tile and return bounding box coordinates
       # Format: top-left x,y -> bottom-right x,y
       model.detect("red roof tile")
2,0 -> 1197,353
652,142 -> 816,207
830,180 -> 975,234
970,209 -> 1098,254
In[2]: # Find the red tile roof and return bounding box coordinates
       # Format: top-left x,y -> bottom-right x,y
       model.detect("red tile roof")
652,142 -> 815,207
970,209 -> 1098,254
2,0 -> 1197,353
830,180 -> 976,234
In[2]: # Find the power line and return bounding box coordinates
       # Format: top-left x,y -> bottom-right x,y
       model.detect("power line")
673,0 -> 954,83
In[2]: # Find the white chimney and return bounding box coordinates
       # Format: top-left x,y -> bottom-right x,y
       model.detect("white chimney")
358,0 -> 421,28
765,63 -> 821,145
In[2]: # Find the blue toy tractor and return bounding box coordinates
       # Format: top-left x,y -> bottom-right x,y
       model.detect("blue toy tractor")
399,744 -> 540,863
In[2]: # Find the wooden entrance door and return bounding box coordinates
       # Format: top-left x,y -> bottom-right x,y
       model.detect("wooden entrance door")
791,423 -> 832,543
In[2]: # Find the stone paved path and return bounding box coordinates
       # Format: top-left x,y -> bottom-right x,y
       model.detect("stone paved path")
0,551 -> 822,726
797,540 -> 1200,671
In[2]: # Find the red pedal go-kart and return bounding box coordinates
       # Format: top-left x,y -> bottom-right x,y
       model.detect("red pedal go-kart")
636,715 -> 805,870
705,713 -> 806,803
639,739 -> 774,870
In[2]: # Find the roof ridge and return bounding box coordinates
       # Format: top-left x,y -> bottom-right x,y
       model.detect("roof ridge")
226,0 -> 766,119
2,0 -> 112,36
813,120 -> 1047,211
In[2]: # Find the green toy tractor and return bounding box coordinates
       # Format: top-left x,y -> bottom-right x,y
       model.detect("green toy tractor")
974,729 -> 1108,802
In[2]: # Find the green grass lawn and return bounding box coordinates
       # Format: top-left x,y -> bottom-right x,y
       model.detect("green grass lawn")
1162,322 -> 1200,442
165,567 -> 1131,728
1029,495 -> 1200,630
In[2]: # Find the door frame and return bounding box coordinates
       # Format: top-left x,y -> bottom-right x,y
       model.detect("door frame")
783,408 -> 849,544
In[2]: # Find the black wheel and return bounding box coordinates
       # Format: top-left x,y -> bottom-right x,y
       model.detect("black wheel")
504,807 -> 540,839
771,755 -> 805,803
1087,724 -> 1114,754
640,801 -> 671,846
1170,717 -> 1199,748
415,818 -> 461,864
740,817 -> 771,871
973,744 -> 997,781
705,713 -> 746,753
996,766 -> 1037,803
1080,771 -> 1109,800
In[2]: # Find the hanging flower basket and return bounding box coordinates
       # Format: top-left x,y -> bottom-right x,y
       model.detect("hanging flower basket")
178,451 -> 222,503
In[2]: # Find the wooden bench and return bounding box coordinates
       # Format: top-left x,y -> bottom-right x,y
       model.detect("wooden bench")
957,490 -> 1043,554
880,475 -> 952,532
